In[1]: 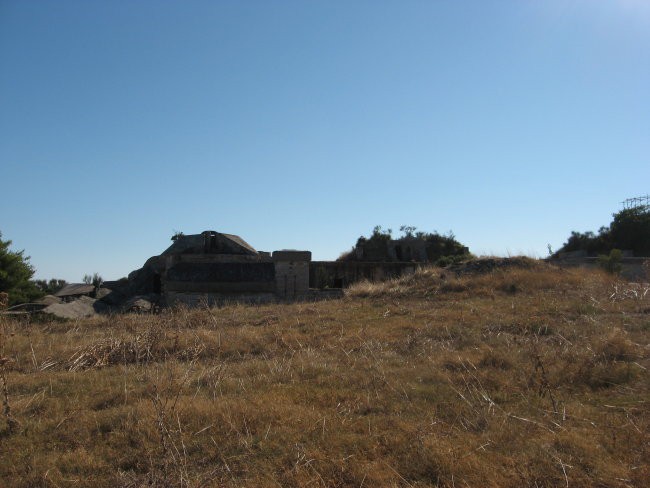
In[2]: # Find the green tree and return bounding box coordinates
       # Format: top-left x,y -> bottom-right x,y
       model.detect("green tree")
347,226 -> 393,261
0,232 -> 43,305
557,203 -> 650,257
609,207 -> 650,256
33,278 -> 68,295
399,225 -> 417,238
83,273 -> 103,287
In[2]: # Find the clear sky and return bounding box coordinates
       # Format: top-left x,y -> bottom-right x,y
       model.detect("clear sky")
1,0 -> 649,281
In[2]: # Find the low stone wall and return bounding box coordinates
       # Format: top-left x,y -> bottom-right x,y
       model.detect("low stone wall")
309,261 -> 418,289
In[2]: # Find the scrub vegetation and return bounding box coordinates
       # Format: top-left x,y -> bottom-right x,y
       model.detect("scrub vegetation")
0,262 -> 648,487
0,232 -> 43,306
338,225 -> 472,265
556,204 -> 650,257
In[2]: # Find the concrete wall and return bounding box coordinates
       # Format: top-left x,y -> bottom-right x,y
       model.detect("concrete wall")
310,261 -> 417,289
273,251 -> 311,299
387,240 -> 428,262
165,291 -> 276,307
161,250 -> 313,303
354,237 -> 468,263
162,253 -> 277,304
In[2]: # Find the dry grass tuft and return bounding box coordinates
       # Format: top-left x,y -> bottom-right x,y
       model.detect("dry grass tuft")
68,327 -> 161,371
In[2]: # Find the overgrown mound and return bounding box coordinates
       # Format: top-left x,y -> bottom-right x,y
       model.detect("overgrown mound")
346,257 -> 611,299
339,225 -> 471,264
447,256 -> 538,274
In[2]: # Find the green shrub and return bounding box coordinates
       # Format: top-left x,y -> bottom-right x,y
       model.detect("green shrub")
597,249 -> 623,274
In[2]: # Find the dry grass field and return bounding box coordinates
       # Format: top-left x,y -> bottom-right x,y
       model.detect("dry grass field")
0,261 -> 648,487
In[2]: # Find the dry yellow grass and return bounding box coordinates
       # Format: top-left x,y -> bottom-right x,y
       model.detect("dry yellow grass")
0,262 -> 648,487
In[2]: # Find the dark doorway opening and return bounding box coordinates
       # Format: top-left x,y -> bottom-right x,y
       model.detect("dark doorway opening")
153,274 -> 162,294
395,245 -> 403,261
404,246 -> 412,261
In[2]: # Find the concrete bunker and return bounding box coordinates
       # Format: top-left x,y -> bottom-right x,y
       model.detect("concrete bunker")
123,231 -> 312,306
31,230 -> 429,318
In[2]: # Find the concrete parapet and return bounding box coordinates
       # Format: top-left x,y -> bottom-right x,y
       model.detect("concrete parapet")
272,250 -> 312,262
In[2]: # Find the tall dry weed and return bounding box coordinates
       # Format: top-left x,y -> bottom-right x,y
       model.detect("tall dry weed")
0,319 -> 18,434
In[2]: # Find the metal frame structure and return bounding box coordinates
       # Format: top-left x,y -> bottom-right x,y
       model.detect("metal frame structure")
621,195 -> 650,210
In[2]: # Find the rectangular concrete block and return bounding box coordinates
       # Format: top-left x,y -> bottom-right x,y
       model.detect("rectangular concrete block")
272,250 -> 312,262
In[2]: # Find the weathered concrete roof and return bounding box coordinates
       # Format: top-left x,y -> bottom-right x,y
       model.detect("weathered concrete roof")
55,283 -> 95,297
221,233 -> 257,255
162,231 -> 258,256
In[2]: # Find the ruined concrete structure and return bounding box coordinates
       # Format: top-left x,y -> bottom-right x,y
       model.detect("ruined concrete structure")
54,283 -> 96,302
8,230 -> 645,320
125,231 -> 312,306
353,237 -> 431,262
349,234 -> 469,264
115,230 -> 427,305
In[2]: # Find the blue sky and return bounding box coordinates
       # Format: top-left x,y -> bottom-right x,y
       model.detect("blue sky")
1,0 -> 649,281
